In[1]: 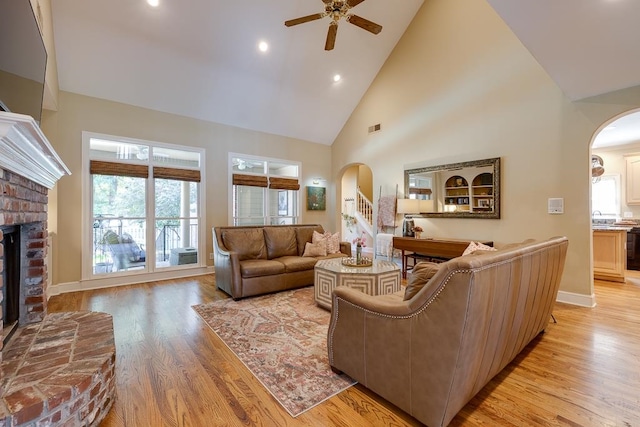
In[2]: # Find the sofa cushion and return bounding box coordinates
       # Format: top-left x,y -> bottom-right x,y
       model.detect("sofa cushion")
239,259 -> 285,278
264,227 -> 298,259
303,240 -> 327,257
462,241 -> 497,256
222,228 -> 266,260
404,261 -> 440,301
295,225 -> 325,256
313,230 -> 341,254
276,256 -> 318,272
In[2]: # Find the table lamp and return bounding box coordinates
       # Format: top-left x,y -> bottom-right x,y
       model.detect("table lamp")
397,199 -> 420,237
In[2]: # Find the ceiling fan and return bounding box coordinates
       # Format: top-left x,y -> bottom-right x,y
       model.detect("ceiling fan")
285,0 -> 383,51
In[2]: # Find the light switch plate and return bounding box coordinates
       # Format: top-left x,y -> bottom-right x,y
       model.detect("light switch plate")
548,198 -> 564,214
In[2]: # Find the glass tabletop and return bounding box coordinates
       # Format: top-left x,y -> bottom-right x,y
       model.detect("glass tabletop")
315,258 -> 399,274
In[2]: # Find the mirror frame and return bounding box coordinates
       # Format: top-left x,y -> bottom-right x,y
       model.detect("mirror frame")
404,157 -> 501,219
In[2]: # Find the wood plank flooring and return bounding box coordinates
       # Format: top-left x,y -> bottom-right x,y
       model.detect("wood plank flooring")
47,274 -> 640,426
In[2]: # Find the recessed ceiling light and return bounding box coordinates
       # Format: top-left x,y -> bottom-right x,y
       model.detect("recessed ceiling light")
258,41 -> 269,52
147,0 -> 159,6
333,74 -> 341,83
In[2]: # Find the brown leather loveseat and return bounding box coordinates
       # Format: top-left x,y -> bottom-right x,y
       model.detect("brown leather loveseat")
213,224 -> 351,299
328,236 -> 568,426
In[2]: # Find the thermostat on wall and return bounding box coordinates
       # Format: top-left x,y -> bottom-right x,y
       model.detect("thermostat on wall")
548,198 -> 564,214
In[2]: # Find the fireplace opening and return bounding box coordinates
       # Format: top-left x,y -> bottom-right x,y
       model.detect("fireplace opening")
1,224 -> 21,345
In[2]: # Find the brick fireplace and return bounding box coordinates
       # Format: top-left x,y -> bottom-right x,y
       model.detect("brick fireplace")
0,171 -> 49,350
0,112 -> 116,426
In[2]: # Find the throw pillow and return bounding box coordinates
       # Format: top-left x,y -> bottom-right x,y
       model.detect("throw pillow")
404,262 -> 440,301
462,241 -> 497,256
325,232 -> 341,254
303,240 -> 327,257
312,230 -> 326,244
312,230 -> 341,254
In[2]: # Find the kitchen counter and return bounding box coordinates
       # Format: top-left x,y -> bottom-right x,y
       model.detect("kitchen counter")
592,225 -> 633,231
593,228 -> 626,282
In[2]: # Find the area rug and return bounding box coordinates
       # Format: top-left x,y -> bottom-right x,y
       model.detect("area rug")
192,286 -> 356,417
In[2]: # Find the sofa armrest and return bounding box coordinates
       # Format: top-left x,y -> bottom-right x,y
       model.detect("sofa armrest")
328,276 -> 470,427
212,229 -> 243,299
331,286 -> 410,316
339,241 -> 352,257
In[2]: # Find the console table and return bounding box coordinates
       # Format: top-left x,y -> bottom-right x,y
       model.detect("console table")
393,237 -> 493,278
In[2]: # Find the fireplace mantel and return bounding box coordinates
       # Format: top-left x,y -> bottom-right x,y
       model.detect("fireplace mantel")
0,111 -> 70,189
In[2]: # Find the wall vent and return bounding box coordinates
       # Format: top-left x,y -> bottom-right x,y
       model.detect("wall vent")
368,123 -> 381,134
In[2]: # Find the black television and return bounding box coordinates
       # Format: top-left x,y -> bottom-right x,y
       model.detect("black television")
0,0 -> 47,123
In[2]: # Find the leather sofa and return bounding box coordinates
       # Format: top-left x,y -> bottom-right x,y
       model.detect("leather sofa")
213,224 -> 351,300
328,236 -> 568,426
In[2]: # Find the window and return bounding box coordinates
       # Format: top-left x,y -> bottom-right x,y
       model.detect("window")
84,133 -> 204,278
592,174 -> 619,217
230,154 -> 301,225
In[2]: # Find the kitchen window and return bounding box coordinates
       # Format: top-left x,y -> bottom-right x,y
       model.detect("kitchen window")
592,174 -> 619,217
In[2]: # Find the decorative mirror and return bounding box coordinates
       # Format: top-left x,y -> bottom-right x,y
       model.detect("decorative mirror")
404,157 -> 501,219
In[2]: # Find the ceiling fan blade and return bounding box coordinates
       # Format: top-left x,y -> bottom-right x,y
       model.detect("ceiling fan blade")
347,14 -> 382,34
322,0 -> 332,3
347,0 -> 366,7
285,13 -> 325,27
325,23 -> 338,51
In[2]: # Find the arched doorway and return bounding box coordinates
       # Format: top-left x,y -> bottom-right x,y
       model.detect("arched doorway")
591,109 -> 640,286
339,163 -> 374,256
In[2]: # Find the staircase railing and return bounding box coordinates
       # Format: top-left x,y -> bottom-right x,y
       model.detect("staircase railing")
356,189 -> 373,228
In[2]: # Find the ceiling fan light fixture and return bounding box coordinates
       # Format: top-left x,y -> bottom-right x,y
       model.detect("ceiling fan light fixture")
258,41 -> 269,52
333,74 -> 341,82
147,0 -> 159,7
284,0 -> 382,51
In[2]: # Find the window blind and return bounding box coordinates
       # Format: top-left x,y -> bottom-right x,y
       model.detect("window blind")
154,167 -> 201,182
90,160 -> 148,178
232,174 -> 268,188
268,177 -> 300,190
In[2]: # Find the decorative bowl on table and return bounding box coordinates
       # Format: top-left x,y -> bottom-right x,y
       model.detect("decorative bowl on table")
341,257 -> 373,267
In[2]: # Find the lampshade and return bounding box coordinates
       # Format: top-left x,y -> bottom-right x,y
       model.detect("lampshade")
419,199 -> 434,213
397,198 -> 420,214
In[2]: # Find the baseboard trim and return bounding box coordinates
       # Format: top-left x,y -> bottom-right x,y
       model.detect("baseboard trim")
48,266 -> 215,297
556,290 -> 596,307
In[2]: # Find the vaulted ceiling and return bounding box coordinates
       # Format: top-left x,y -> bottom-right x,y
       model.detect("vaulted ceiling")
51,0 -> 640,146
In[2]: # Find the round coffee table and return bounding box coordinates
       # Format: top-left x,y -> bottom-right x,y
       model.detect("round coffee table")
314,258 -> 401,310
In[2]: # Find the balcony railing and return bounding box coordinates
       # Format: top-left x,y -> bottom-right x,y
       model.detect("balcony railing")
92,221 -> 198,273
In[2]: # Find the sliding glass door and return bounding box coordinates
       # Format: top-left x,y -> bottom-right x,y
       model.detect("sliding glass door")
85,134 -> 204,278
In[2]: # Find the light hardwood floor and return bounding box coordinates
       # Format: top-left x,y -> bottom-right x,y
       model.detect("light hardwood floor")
47,274 -> 640,426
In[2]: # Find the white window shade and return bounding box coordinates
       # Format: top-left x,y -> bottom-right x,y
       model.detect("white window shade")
592,174 -> 619,216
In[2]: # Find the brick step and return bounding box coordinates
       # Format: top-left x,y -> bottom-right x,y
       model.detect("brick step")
0,311 -> 116,426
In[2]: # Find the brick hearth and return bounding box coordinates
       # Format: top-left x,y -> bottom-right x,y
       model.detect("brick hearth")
0,312 -> 115,425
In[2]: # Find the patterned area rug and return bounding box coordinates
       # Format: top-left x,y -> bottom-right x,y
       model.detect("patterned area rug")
192,286 -> 356,417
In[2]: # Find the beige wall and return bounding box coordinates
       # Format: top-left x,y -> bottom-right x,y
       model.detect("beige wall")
42,91 -> 333,285
331,0 -> 640,300
357,165 -> 373,200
